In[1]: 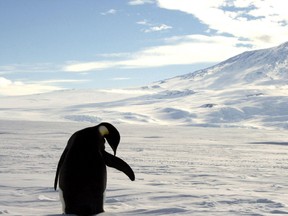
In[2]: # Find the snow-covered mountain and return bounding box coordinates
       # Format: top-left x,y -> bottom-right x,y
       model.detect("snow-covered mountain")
1,42 -> 288,129
156,41 -> 288,89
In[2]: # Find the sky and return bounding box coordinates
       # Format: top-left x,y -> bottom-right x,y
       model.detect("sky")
0,0 -> 287,96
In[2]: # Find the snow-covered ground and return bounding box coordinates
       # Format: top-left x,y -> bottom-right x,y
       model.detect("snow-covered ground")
1,82 -> 288,130
1,120 -> 288,215
1,42 -> 288,215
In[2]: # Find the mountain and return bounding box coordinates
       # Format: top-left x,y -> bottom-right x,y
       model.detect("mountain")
1,42 -> 288,129
155,41 -> 288,89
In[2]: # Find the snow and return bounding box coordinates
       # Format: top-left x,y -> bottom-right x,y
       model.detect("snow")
1,42 -> 288,215
0,120 -> 288,215
1,84 -> 288,129
1,44 -> 288,129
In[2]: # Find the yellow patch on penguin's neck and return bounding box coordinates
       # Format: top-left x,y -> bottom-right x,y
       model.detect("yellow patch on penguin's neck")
99,125 -> 109,136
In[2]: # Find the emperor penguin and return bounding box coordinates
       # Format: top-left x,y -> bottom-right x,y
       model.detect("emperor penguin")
54,122 -> 135,215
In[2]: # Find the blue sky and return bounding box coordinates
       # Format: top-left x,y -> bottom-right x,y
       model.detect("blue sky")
0,0 -> 287,96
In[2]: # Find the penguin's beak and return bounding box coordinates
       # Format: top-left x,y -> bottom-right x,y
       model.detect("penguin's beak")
98,122 -> 120,156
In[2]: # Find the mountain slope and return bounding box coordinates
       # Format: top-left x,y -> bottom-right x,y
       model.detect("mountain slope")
156,41 -> 288,90
1,42 -> 288,129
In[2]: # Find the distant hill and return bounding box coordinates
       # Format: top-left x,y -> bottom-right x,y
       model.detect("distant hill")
1,42 -> 288,129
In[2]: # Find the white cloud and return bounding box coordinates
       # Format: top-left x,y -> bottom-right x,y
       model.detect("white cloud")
97,52 -> 131,58
136,19 -> 152,26
39,79 -> 88,84
156,0 -> 288,48
0,63 -> 62,74
0,77 -> 66,96
144,24 -> 173,33
128,0 -> 154,5
64,61 -> 119,72
58,1 -> 288,73
0,77 -> 12,87
120,35 -> 248,68
101,9 -> 117,15
64,35 -> 249,72
137,19 -> 172,32
112,77 -> 131,81
59,1 -> 288,74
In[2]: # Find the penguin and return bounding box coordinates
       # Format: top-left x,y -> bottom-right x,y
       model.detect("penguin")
54,122 -> 135,215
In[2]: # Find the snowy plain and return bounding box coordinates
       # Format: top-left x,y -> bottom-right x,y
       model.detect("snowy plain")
1,42 -> 288,215
0,120 -> 288,215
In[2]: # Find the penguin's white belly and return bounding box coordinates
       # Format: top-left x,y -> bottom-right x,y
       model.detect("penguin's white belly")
59,187 -> 65,213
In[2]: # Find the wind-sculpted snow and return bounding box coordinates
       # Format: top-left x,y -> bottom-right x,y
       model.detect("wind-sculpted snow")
0,121 -> 288,215
1,85 -> 288,129
64,114 -> 103,123
153,90 -> 196,99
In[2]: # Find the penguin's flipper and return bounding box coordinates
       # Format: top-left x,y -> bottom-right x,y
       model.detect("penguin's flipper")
54,148 -> 68,190
103,151 -> 135,181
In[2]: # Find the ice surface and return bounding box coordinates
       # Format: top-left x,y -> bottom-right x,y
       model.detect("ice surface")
0,120 -> 288,215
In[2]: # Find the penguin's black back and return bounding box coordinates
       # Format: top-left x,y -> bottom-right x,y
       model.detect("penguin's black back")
58,127 -> 107,214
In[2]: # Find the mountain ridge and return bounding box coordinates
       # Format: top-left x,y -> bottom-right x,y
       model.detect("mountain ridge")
153,41 -> 288,90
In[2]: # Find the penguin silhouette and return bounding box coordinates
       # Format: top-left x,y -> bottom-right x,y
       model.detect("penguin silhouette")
54,122 -> 135,215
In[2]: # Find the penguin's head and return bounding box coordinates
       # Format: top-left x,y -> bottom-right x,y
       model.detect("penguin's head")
97,122 -> 120,156
97,122 -> 135,181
